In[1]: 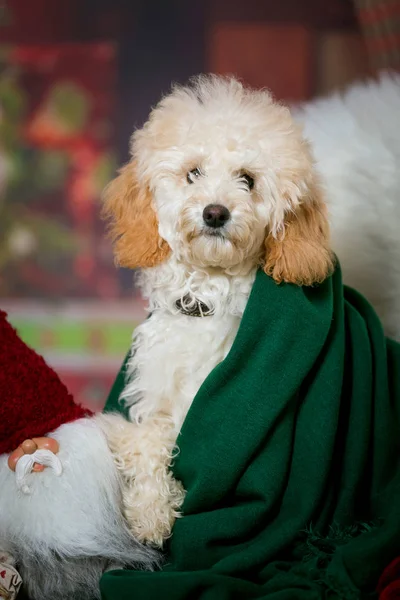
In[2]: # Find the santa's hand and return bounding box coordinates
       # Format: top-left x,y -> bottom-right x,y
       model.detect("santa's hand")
7,437 -> 59,472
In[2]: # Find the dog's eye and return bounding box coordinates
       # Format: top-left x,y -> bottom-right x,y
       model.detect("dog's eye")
187,167 -> 202,184
238,172 -> 255,191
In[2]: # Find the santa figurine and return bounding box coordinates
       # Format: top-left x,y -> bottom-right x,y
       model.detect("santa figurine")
0,311 -> 158,600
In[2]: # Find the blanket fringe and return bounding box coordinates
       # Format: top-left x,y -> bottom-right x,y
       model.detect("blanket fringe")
300,522 -> 378,565
297,522 -> 379,599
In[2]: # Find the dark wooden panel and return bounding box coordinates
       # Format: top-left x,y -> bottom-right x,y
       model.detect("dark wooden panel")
209,24 -> 313,101
110,0 -> 207,292
3,0 -> 135,42
73,0 -> 136,41
115,0 -> 206,159
209,0 -> 357,29
2,0 -> 80,42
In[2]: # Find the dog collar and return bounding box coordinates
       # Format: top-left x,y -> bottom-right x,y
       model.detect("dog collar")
175,295 -> 214,317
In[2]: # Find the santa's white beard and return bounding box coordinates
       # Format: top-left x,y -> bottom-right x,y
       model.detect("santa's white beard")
0,417 -> 158,600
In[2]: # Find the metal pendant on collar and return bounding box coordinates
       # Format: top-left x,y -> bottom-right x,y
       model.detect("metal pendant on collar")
175,295 -> 214,317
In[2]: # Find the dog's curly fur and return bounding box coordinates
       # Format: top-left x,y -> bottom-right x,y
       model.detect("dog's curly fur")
102,75 -> 334,546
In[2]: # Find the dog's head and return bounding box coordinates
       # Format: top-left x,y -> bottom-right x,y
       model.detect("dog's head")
103,75 -> 333,285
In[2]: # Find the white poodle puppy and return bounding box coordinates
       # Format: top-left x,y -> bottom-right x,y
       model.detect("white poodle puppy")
102,75 -> 334,547
294,72 -> 400,340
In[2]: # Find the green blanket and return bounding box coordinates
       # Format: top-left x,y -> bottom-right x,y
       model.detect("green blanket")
101,266 -> 400,599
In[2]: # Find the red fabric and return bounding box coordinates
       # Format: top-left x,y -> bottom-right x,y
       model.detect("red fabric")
0,310 -> 93,455
377,557 -> 400,599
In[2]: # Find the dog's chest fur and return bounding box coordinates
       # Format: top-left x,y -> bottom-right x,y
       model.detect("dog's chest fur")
122,259 -> 256,433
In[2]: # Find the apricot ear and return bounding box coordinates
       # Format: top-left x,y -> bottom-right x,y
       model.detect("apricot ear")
102,162 -> 170,269
263,185 -> 334,286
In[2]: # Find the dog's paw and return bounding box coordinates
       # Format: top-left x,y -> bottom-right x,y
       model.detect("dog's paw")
124,475 -> 185,547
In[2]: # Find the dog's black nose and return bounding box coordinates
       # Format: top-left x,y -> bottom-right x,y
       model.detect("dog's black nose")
203,204 -> 230,228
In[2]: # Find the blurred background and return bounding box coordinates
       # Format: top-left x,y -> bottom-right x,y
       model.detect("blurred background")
0,0 -> 398,410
